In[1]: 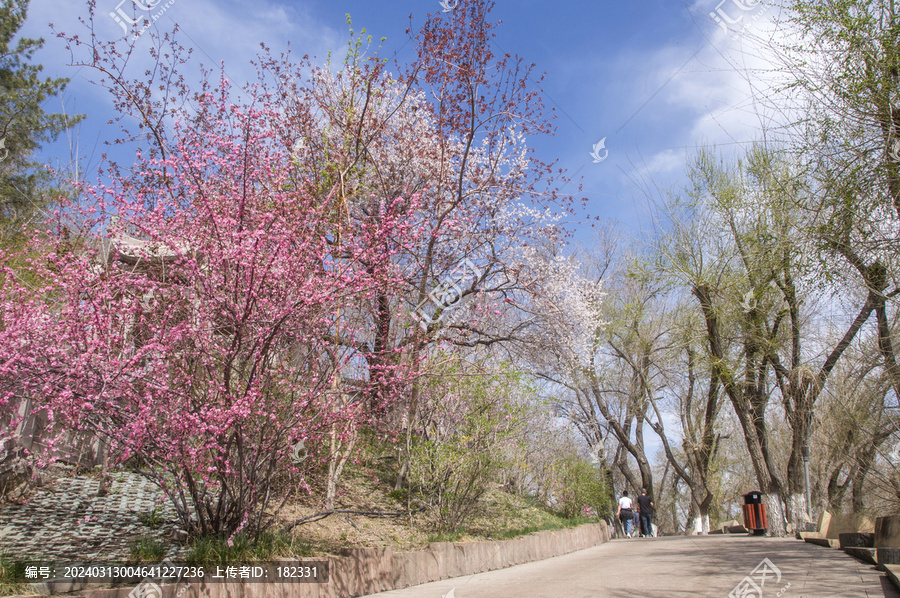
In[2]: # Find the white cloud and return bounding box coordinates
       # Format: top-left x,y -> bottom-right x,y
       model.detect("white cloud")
633,148 -> 685,178
20,0 -> 345,178
613,1 -> 800,183
23,0 -> 344,100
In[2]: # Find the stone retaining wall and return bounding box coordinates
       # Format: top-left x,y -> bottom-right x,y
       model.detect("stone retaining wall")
826,513 -> 875,540
31,522 -> 610,598
876,515 -> 900,567
799,511 -> 875,546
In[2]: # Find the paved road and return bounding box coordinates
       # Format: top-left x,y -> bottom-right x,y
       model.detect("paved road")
364,535 -> 900,598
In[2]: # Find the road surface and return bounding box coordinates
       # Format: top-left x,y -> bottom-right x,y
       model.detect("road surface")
363,535 -> 898,598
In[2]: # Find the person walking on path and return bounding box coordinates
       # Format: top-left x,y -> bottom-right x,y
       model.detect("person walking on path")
637,488 -> 654,538
617,490 -> 635,537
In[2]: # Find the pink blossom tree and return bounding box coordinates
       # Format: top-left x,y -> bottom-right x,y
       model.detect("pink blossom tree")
5,0 -> 588,528
253,1 -> 585,491
0,85 -> 421,538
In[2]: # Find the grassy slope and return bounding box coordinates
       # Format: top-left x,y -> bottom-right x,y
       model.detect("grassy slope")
0,452 -> 600,594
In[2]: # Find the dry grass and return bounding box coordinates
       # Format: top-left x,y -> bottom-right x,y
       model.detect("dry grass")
277,459 -> 594,556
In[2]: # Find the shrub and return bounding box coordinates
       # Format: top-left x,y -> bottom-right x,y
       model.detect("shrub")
409,364 -> 527,531
552,455 -> 611,519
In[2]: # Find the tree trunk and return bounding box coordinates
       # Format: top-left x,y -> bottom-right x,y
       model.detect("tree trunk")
97,438 -> 110,497
693,282 -> 788,536
789,492 -> 807,530
764,490 -> 786,537
325,424 -> 356,511
851,443 -> 876,512
687,496 -> 711,535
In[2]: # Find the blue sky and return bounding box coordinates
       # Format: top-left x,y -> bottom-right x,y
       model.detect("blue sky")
21,0 -> 785,243
14,0 -> 795,469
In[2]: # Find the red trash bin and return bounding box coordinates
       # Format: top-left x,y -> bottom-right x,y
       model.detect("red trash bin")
742,490 -> 768,535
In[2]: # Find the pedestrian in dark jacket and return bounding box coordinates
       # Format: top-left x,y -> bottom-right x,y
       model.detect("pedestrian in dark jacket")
637,488 -> 654,537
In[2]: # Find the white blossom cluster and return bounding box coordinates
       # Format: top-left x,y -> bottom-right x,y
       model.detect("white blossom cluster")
516,246 -> 606,368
